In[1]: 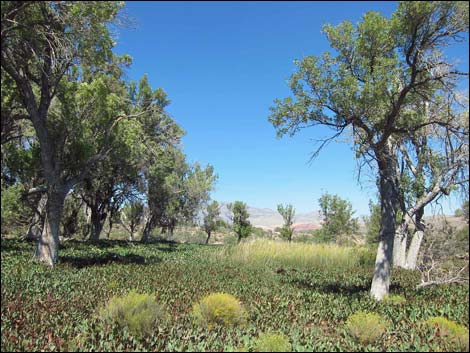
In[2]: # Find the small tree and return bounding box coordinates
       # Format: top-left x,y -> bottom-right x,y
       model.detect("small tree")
277,203 -> 296,242
203,201 -> 220,244
121,200 -> 144,241
228,201 -> 252,243
364,201 -> 381,246
318,193 -> 359,243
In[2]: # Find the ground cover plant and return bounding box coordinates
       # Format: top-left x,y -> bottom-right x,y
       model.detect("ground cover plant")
1,238 -> 468,352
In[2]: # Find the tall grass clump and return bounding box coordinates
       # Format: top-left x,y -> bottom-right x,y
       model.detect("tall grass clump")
219,239 -> 374,271
346,311 -> 388,344
100,291 -> 167,338
191,292 -> 247,329
253,332 -> 292,352
425,316 -> 469,351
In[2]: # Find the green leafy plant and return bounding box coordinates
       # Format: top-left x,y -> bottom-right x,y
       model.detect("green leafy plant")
425,316 -> 469,351
346,311 -> 388,344
191,292 -> 247,328
253,332 -> 291,352
100,291 -> 167,338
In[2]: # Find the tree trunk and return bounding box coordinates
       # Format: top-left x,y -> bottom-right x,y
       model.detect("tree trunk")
106,216 -> 113,239
370,147 -> 400,301
393,221 -> 408,268
405,229 -> 424,270
89,208 -> 106,242
205,231 -> 211,244
141,217 -> 155,242
25,193 -> 47,241
34,188 -> 66,267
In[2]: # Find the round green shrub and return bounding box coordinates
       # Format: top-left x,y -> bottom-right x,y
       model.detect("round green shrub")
425,316 -> 469,351
191,292 -> 247,328
254,332 -> 291,352
346,311 -> 388,344
100,291 -> 167,338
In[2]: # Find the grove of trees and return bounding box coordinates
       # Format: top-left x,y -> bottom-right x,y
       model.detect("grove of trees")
1,2 -> 217,265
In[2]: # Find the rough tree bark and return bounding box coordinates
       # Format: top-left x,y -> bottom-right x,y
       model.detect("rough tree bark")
25,193 -> 47,241
370,145 -> 400,301
34,186 -> 67,267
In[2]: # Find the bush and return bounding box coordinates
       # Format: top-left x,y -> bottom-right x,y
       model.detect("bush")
100,291 -> 167,338
346,311 -> 387,344
425,316 -> 469,351
191,292 -> 247,328
253,332 -> 291,352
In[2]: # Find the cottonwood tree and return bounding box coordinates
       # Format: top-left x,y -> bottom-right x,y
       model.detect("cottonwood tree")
142,147 -> 217,241
277,203 -> 295,242
0,1 -> 153,266
393,96 -> 469,270
317,193 -> 358,243
269,2 -> 469,299
203,200 -> 221,244
228,201 -> 252,243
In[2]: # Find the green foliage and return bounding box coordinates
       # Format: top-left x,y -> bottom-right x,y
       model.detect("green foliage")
383,294 -> 406,305
364,201 -> 381,246
346,311 -> 388,344
253,332 -> 291,352
100,291 -> 167,338
203,201 -> 221,242
1,238 -> 469,352
191,293 -> 247,328
317,193 -> 359,242
228,201 -> 252,243
145,148 -> 217,238
121,200 -> 144,239
425,316 -> 469,351
61,194 -> 87,238
0,183 -> 30,236
277,204 -> 295,242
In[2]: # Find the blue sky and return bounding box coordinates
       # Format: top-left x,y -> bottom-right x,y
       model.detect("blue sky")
113,1 -> 468,215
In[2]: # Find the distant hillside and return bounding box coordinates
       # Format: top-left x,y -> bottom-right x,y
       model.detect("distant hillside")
217,203 -> 468,232
219,202 -> 322,231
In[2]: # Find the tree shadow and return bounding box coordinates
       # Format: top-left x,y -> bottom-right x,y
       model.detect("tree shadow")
59,239 -> 136,250
0,238 -> 30,253
292,279 -> 402,295
60,252 -> 161,269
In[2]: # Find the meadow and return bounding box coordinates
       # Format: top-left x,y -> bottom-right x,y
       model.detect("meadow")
1,236 -> 468,352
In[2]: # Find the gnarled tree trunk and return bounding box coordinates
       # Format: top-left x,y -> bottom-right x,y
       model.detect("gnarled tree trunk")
25,193 -> 47,241
35,187 -> 66,267
370,147 -> 400,301
89,207 -> 107,242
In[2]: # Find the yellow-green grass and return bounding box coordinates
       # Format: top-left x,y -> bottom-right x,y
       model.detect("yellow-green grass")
217,239 -> 374,271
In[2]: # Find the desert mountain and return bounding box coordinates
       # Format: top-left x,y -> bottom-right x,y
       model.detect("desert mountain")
219,202 -> 322,231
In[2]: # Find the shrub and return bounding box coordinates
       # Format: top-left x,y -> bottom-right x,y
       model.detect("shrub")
346,311 -> 387,344
425,316 -> 469,351
191,292 -> 247,328
100,291 -> 167,338
383,294 -> 406,305
253,332 -> 291,352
